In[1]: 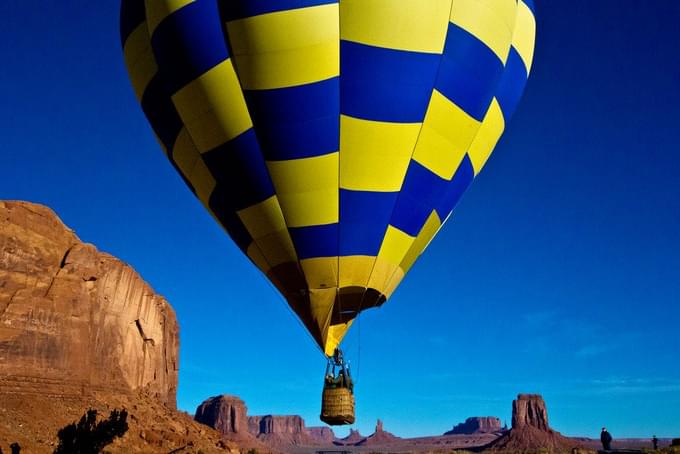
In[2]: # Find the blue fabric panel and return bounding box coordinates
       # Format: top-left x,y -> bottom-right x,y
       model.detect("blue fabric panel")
433,155 -> 474,219
220,0 -> 337,22
150,0 -> 229,94
208,189 -> 253,252
120,0 -> 145,44
435,23 -> 504,121
390,162 -> 447,236
202,129 -> 275,210
141,74 -> 183,151
495,47 -> 529,120
289,224 -> 339,259
340,41 -> 441,123
244,78 -> 340,160
339,190 -> 399,256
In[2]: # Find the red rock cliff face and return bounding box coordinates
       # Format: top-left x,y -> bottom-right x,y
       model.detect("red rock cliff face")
0,201 -> 179,407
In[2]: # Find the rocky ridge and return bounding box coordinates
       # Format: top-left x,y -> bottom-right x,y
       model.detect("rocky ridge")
306,426 -> 335,444
445,416 -> 503,435
195,395 -> 325,448
335,428 -> 365,445
249,415 -> 318,446
356,419 -> 401,446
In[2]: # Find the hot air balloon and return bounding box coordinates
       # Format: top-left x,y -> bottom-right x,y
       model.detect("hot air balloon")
120,0 -> 536,425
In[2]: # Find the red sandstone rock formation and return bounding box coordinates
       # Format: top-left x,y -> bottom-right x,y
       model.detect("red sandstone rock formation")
513,393 -> 549,430
357,419 -> 401,446
307,426 -> 336,444
336,428 -> 366,445
489,394 -> 579,451
0,201 -> 246,453
248,415 -> 305,436
248,415 -> 318,445
195,395 -> 251,438
445,416 -> 503,435
0,201 -> 178,406
194,397 -> 316,449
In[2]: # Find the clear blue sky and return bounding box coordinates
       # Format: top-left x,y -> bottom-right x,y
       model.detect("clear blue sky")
1,1 -> 679,439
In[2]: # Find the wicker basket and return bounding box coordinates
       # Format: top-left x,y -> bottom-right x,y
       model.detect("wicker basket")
320,386 -> 355,425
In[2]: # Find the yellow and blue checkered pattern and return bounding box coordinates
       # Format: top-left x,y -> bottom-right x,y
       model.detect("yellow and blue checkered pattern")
121,0 -> 536,356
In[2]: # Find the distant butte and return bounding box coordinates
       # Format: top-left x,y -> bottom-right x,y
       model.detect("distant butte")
445,416 -> 504,435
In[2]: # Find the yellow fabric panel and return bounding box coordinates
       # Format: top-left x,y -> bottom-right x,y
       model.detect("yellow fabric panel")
339,256 -> 374,288
366,257 -> 401,297
145,0 -> 195,34
412,90 -> 481,180
400,210 -> 442,273
339,0 -> 451,54
171,128 -> 200,177
300,257 -> 338,289
475,0 -> 518,32
226,4 -> 339,89
383,267 -> 405,299
324,320 -> 353,356
188,159 -> 216,206
467,98 -> 505,174
252,231 -> 298,267
172,128 -> 215,205
450,0 -> 514,62
340,115 -> 420,191
123,24 -> 157,100
309,287 -> 337,346
171,59 -> 252,152
247,242 -> 271,274
237,196 -> 287,238
238,197 -> 297,267
376,226 -> 415,266
513,0 -> 536,72
266,153 -> 339,227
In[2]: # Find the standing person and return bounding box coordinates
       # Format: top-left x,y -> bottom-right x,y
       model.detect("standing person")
652,435 -> 658,450
601,427 -> 613,451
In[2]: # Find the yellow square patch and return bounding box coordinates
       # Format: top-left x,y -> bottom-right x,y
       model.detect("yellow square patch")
413,90 -> 481,180
340,115 -> 420,191
172,59 -> 252,152
266,153 -> 339,227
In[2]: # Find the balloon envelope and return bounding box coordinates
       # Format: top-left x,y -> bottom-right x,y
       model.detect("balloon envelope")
121,0 -> 536,356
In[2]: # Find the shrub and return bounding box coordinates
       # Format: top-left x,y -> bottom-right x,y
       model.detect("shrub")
54,409 -> 129,454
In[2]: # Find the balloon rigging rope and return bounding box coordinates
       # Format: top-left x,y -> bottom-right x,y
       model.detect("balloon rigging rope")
357,313 -> 361,384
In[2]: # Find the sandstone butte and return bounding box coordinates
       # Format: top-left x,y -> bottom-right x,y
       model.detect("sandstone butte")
488,393 -> 580,451
445,416 -> 503,435
195,394 -> 334,448
0,201 -> 246,453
